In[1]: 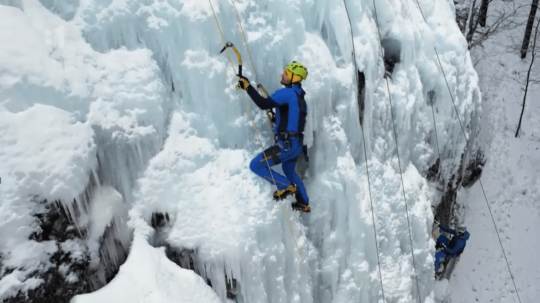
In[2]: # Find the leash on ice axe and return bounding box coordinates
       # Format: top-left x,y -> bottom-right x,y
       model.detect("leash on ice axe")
219,41 -> 276,125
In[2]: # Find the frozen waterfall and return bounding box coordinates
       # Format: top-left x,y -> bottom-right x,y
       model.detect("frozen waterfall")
0,0 -> 480,302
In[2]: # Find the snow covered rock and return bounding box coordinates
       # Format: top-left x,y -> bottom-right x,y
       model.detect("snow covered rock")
0,1 -> 167,300
0,104 -> 96,300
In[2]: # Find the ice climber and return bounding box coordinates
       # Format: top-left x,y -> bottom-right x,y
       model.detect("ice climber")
237,61 -> 311,213
434,221 -> 470,272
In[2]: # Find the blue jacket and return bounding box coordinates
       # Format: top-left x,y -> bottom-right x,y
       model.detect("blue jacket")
440,225 -> 470,255
247,84 -> 307,135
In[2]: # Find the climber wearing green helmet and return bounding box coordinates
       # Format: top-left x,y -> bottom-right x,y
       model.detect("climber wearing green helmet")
237,61 -> 310,213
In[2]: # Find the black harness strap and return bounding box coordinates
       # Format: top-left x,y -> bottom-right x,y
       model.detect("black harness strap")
261,146 -> 282,165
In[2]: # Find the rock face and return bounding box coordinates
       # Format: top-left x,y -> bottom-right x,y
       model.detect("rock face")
151,212 -> 240,301
431,148 -> 485,227
3,195 -> 129,303
7,202 -> 91,303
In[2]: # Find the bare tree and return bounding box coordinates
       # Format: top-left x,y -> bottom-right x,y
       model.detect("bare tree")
516,17 -> 540,137
479,0 -> 490,27
455,1 -> 470,33
466,0 -> 479,45
521,0 -> 539,58
464,0 -> 523,51
453,1 -> 526,74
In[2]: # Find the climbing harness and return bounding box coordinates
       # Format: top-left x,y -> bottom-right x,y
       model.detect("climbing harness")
342,1 -> 387,302
370,0 -> 423,301
210,0 -> 314,292
274,132 -> 300,152
412,1 -> 522,301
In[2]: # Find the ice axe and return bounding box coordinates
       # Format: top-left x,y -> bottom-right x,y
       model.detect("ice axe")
219,41 -> 274,125
220,41 -> 243,90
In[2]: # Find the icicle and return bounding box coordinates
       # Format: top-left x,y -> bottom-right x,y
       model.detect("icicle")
60,198 -> 82,236
135,141 -> 145,169
92,167 -> 101,190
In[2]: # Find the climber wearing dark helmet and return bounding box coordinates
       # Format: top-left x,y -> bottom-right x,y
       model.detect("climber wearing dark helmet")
237,62 -> 310,213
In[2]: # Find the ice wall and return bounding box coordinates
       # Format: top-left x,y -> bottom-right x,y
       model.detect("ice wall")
0,0 -> 170,298
0,0 -> 480,302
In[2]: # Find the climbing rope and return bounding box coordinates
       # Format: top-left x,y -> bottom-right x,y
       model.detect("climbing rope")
228,0 -> 276,129
208,0 -> 276,195
342,1 -> 386,302
229,0 -> 259,85
428,94 -> 445,193
371,0 -> 423,302
209,0 -> 315,293
403,12 -> 446,241
412,1 -> 522,302
230,0 -> 277,127
226,0 -> 316,291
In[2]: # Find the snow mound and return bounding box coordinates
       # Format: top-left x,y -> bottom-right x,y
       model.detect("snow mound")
71,235 -> 221,303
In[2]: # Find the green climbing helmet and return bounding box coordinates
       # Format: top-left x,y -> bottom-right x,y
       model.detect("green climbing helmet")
285,61 -> 308,83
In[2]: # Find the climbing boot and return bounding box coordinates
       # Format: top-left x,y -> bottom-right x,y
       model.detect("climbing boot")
291,192 -> 310,213
292,201 -> 310,213
434,263 -> 445,280
273,184 -> 297,201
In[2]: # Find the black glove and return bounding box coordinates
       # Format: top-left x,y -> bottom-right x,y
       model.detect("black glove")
237,75 -> 250,90
435,241 -> 446,251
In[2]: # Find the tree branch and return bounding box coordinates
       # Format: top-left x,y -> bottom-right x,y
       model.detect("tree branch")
516,17 -> 540,137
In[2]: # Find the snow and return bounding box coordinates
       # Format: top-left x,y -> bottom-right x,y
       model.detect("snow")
0,0 -> 484,302
444,1 -> 540,301
72,234 -> 221,303
449,67 -> 540,302
0,103 -> 95,299
0,0 -> 167,297
0,104 -> 96,202
86,186 -> 128,269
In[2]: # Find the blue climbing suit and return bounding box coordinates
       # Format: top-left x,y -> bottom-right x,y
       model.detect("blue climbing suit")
435,225 -> 470,270
245,83 -> 309,203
